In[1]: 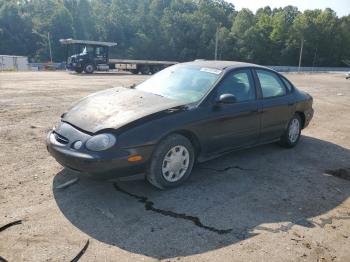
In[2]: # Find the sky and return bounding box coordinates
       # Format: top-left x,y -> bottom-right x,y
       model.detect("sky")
228,0 -> 350,17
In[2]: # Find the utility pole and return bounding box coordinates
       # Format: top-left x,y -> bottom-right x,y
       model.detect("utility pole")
214,27 -> 219,60
312,47 -> 318,72
298,37 -> 304,72
48,32 -> 53,63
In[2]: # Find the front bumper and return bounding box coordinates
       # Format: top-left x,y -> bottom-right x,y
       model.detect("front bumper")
66,62 -> 82,71
46,122 -> 153,180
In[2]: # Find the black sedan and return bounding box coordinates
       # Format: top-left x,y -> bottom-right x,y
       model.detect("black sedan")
47,61 -> 314,189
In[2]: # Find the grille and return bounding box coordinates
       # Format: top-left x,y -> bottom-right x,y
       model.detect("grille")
54,132 -> 69,144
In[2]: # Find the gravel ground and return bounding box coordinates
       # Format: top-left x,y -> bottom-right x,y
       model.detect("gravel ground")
0,71 -> 349,262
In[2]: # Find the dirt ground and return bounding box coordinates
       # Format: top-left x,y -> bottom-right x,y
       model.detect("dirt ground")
0,71 -> 350,262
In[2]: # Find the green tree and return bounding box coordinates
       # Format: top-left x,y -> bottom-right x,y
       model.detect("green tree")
0,0 -> 349,66
0,1 -> 38,57
290,8 -> 340,66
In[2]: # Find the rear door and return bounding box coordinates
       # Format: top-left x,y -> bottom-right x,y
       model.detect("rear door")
254,69 -> 294,143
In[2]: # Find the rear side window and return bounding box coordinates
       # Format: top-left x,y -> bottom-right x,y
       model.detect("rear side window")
256,70 -> 286,98
281,77 -> 293,93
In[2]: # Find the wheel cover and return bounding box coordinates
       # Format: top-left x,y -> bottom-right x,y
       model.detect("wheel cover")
288,118 -> 300,143
161,145 -> 190,182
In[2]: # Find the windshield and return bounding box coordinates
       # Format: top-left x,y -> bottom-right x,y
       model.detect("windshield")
136,65 -> 222,103
79,45 -> 93,55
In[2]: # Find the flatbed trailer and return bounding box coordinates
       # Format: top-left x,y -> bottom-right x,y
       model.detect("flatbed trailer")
60,39 -> 177,74
109,59 -> 177,74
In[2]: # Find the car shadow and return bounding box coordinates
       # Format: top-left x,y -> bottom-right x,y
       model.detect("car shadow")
53,135 -> 350,259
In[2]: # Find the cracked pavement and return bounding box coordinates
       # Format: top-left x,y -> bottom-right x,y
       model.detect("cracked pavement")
1,71 -> 350,261
113,182 -> 233,235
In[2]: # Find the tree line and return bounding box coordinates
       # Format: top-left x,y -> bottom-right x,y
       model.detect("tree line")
0,0 -> 349,66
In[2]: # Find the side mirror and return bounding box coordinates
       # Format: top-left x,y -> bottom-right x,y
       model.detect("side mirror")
216,94 -> 237,104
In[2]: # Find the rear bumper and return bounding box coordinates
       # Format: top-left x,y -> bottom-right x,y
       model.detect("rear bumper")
303,108 -> 314,128
46,124 -> 154,180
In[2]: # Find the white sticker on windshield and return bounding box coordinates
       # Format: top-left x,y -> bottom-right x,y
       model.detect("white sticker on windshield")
200,68 -> 222,75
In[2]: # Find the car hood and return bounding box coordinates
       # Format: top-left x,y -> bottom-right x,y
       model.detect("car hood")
62,87 -> 186,133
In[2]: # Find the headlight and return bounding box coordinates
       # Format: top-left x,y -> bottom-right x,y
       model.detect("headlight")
85,134 -> 116,151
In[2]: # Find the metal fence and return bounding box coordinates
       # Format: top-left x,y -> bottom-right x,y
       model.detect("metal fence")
29,62 -> 66,71
21,63 -> 350,73
268,66 -> 349,72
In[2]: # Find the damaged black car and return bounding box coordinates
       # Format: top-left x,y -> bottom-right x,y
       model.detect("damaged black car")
47,60 -> 314,189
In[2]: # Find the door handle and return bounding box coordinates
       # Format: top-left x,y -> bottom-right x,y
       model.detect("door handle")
288,102 -> 295,106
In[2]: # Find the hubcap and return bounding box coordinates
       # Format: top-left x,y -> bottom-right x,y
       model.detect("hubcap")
162,145 -> 190,182
288,118 -> 300,143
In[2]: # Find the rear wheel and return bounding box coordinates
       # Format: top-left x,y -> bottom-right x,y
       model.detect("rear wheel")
279,114 -> 302,148
140,65 -> 151,75
150,66 -> 161,74
146,134 -> 195,189
84,63 -> 94,74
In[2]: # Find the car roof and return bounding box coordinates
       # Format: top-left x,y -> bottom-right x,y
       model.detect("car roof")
182,60 -> 271,71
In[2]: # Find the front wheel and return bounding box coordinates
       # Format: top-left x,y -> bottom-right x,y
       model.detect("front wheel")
146,134 -> 195,189
279,114 -> 302,148
84,64 -> 94,74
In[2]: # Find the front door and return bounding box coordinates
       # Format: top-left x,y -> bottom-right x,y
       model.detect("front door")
94,46 -> 108,65
202,69 -> 261,153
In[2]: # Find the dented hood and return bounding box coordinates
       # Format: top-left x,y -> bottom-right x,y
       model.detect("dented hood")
62,87 -> 186,133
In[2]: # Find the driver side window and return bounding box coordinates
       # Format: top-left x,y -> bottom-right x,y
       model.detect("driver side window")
216,69 -> 255,102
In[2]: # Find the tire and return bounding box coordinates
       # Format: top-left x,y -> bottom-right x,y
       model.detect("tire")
150,66 -> 161,74
75,68 -> 83,73
146,134 -> 195,189
84,64 -> 94,74
279,114 -> 302,148
140,66 -> 150,75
